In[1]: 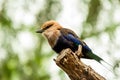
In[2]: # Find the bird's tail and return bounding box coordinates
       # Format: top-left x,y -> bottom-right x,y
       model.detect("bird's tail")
85,51 -> 103,63
85,52 -> 113,69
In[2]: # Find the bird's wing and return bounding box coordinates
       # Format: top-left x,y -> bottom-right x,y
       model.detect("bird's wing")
60,28 -> 91,51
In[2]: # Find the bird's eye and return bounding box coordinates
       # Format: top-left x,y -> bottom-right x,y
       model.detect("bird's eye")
44,24 -> 53,30
46,25 -> 51,28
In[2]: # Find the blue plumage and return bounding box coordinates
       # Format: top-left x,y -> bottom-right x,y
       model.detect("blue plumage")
64,34 -> 82,45
64,34 -> 92,51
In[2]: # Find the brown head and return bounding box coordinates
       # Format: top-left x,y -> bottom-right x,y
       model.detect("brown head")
36,20 -> 62,34
36,20 -> 62,47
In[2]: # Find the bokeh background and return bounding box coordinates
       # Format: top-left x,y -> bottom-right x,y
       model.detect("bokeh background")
0,0 -> 120,80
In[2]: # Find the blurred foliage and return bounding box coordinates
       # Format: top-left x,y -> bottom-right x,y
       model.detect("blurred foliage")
36,0 -> 62,25
81,0 -> 119,39
0,0 -> 61,80
86,0 -> 100,26
0,0 -> 120,80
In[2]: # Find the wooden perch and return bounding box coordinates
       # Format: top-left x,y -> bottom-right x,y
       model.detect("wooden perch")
54,46 -> 106,80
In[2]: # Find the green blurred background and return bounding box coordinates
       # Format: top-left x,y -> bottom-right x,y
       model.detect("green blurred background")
0,0 -> 120,80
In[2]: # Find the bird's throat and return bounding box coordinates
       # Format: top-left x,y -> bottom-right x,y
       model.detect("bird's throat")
44,30 -> 61,48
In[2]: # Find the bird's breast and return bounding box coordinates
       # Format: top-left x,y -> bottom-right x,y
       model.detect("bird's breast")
44,30 -> 61,48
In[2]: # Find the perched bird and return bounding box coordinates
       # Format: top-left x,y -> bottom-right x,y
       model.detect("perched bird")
36,20 -> 107,64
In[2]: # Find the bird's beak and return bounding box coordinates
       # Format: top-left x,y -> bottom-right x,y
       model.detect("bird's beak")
36,29 -> 44,33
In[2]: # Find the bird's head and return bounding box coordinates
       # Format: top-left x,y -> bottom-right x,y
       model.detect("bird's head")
36,20 -> 62,34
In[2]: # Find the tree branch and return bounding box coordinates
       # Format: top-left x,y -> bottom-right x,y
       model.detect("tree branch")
54,46 -> 106,80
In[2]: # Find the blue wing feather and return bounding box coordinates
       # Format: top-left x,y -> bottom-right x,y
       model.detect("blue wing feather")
64,34 -> 91,51
64,34 -> 82,45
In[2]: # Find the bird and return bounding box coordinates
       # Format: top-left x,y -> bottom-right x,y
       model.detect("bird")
36,20 -> 109,64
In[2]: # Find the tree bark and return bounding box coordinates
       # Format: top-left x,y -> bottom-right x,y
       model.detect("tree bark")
54,46 -> 106,80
